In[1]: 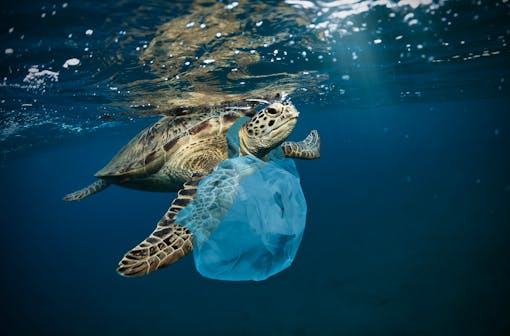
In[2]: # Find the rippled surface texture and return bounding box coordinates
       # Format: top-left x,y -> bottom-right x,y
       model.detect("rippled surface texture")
1,0 -> 509,335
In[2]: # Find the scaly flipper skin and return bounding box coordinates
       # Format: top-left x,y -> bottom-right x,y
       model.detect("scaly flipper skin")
282,130 -> 321,160
63,180 -> 110,201
117,174 -> 204,277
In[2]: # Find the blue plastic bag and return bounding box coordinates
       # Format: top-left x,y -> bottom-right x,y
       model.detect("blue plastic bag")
176,117 -> 307,281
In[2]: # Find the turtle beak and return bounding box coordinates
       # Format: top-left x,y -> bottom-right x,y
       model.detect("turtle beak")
286,107 -> 300,119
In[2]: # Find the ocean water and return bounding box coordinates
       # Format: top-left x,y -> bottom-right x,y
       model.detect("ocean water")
1,0 -> 509,335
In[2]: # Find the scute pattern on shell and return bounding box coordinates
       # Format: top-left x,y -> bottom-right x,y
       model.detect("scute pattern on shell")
95,101 -> 260,178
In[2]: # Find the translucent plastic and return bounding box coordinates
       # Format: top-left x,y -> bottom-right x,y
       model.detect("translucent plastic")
176,152 -> 307,281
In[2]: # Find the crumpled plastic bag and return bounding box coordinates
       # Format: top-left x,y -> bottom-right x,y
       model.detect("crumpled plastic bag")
175,117 -> 307,281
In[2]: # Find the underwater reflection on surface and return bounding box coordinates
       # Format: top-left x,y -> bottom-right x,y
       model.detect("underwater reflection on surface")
2,0 -> 508,156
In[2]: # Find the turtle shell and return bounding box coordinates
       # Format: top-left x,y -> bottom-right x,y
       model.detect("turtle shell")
95,106 -> 252,180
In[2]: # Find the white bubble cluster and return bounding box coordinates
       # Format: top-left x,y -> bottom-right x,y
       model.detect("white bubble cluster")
23,66 -> 59,89
63,58 -> 80,68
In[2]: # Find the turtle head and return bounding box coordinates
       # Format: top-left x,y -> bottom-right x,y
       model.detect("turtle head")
238,102 -> 299,157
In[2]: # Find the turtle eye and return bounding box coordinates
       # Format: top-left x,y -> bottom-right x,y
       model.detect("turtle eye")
266,107 -> 278,115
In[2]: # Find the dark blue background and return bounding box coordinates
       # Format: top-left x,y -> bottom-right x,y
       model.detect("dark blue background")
1,98 -> 509,335
1,0 -> 510,335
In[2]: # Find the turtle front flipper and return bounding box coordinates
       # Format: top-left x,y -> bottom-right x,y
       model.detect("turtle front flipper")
63,179 -> 110,201
282,130 -> 321,160
117,174 -> 204,277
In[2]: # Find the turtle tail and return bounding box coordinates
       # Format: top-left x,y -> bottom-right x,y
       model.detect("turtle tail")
63,179 -> 110,201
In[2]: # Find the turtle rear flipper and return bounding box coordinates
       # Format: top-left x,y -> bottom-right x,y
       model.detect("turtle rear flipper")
281,130 -> 321,160
117,174 -> 203,277
63,180 -> 110,201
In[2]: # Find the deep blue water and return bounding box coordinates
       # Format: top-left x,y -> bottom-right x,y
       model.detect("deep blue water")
1,1 -> 510,335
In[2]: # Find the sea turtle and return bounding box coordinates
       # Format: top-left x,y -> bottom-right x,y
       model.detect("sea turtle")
64,97 -> 320,276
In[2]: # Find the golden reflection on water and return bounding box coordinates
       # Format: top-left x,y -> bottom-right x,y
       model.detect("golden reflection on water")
125,0 -> 329,113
